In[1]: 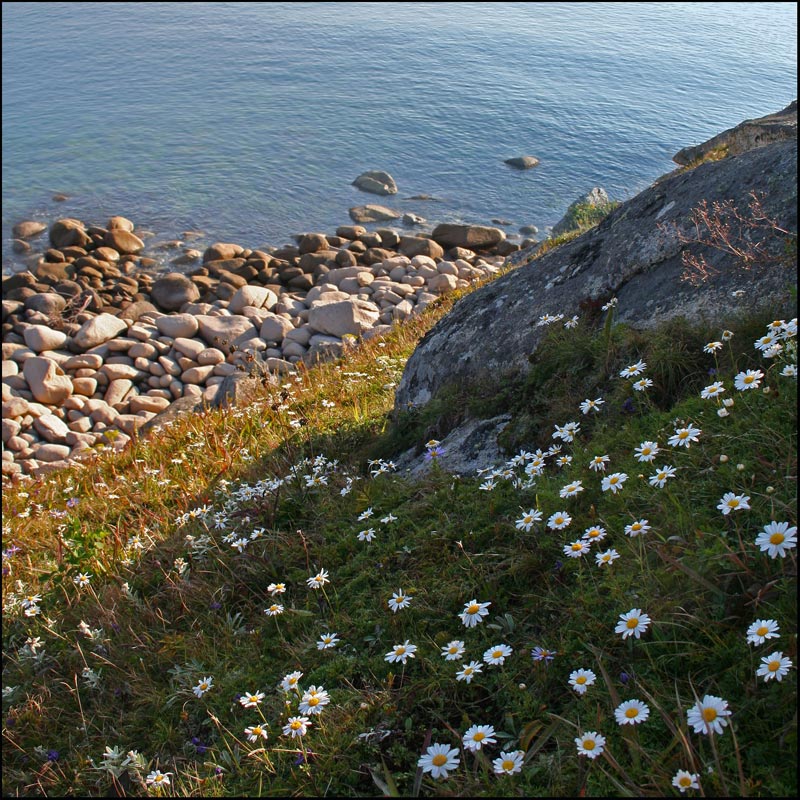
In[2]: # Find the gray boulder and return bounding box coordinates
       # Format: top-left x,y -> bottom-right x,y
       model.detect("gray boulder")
673,99 -> 796,166
395,137 -> 797,412
353,170 -> 398,195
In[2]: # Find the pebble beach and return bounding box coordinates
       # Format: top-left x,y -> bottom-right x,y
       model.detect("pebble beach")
2,209 -> 521,480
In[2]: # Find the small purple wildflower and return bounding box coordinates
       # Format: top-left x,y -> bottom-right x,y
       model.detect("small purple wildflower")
619,671 -> 631,685
425,446 -> 446,461
209,601 -> 222,610
66,497 -> 79,508
47,750 -> 60,762
214,766 -> 224,776
621,398 -> 635,414
531,646 -> 557,663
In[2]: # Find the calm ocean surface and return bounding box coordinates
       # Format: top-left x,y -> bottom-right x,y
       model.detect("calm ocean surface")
2,2 -> 796,271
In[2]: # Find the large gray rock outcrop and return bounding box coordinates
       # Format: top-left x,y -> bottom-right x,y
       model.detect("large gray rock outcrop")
395,138 -> 797,411
673,100 -> 796,166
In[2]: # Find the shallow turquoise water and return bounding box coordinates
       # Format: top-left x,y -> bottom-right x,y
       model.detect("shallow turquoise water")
2,2 -> 796,269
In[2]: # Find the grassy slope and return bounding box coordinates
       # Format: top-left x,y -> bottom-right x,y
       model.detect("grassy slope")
2,263 -> 797,797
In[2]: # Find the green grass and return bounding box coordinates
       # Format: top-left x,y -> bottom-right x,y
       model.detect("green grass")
2,270 -> 797,797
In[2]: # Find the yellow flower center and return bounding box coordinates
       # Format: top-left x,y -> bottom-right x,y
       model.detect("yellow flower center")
572,543 -> 583,551
474,732 -> 485,741
291,720 -> 302,730
583,739 -> 595,750
727,499 -> 739,508
253,726 -> 262,735
744,376 -> 754,384
626,618 -> 640,629
768,660 -> 781,672
396,596 -> 404,602
643,447 -> 651,454
625,708 -> 639,718
449,646 -> 458,654
610,477 -> 619,484
467,604 -> 480,614
308,696 -> 319,706
502,759 -> 515,771
756,626 -> 769,636
632,524 -> 642,532
395,647 -> 406,655
702,708 -> 717,722
556,517 -> 564,524
770,533 -> 785,545
432,754 -> 447,767
493,650 -> 503,658
678,431 -> 689,439
576,676 -> 587,684
679,776 -> 692,788
464,667 -> 473,675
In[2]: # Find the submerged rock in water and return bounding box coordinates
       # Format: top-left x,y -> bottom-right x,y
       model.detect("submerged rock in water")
504,155 -> 540,169
352,170 -> 398,196
349,204 -> 401,223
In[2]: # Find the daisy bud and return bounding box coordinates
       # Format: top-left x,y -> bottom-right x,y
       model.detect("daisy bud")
717,408 -> 730,417
766,486 -> 775,494
719,454 -> 729,463
736,463 -> 745,471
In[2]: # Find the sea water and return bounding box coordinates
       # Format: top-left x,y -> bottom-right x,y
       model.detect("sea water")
2,2 -> 796,270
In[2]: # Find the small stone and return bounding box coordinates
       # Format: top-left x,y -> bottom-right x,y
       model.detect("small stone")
32,443 -> 71,462
73,313 -> 128,350
104,229 -> 145,254
33,413 -> 70,442
348,205 -> 401,224
105,378 -> 134,407
23,356 -> 73,405
504,155 -> 540,169
22,325 -> 68,353
13,220 -> 47,239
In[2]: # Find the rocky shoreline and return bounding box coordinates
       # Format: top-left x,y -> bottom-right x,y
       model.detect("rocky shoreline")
2,215 -> 522,481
